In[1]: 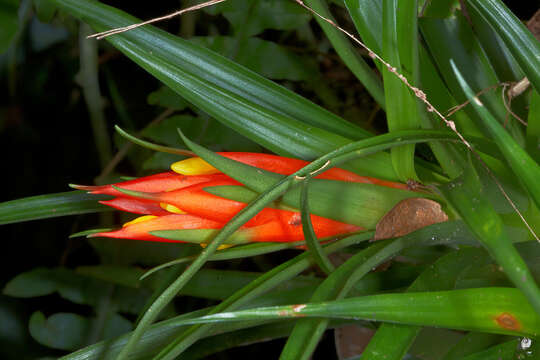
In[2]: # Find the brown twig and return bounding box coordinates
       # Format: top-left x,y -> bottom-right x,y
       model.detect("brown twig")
88,0 -> 227,40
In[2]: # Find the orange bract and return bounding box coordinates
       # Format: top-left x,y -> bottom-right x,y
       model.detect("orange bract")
74,152 -> 407,243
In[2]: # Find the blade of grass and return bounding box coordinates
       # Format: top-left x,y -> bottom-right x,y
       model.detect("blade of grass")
150,233 -> 372,360
162,288 -> 540,338
451,61 -> 540,214
140,242 -> 305,280
420,15 -> 525,145
0,191 -> 112,225
361,247 -> 488,360
344,0 -> 382,55
300,178 -> 335,275
382,0 -> 420,181
278,225 -> 481,359
50,0 -> 409,181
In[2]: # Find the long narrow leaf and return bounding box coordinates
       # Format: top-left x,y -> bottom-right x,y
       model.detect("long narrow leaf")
420,15 -> 525,145
362,248 -> 488,360
300,179 -> 334,275
163,288 -> 540,337
151,233 -> 372,360
0,191 -> 112,225
451,61 -> 540,214
382,0 -> 419,180
50,0 -> 407,181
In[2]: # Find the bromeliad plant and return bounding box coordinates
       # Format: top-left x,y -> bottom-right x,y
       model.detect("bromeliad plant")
2,0 -> 540,359
71,151 -> 396,244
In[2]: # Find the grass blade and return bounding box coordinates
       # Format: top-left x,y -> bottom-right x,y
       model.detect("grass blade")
362,247 -> 488,360
451,61 -> 540,213
164,288 -> 540,337
382,0 -> 420,181
0,191 -> 112,225
300,179 -> 335,275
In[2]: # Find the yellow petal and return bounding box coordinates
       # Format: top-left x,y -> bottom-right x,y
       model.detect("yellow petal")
122,215 -> 158,227
159,202 -> 187,214
200,243 -> 234,250
171,157 -> 220,175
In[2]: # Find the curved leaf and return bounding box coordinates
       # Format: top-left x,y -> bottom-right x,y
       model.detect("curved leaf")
0,191 -> 112,225
164,288 -> 540,338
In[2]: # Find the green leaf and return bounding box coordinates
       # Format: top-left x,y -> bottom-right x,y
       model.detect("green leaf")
466,0 -> 540,94
439,157 -> 540,316
139,241 -> 305,278
51,0 -> 390,181
362,247 -> 489,360
189,36 -> 318,81
29,312 -> 132,351
461,339 -> 519,360
300,179 -> 334,275
344,0 -> 383,55
382,0 -> 420,181
62,222 -> 479,360
204,0 -> 311,37
442,332 -> 506,360
124,233 -> 371,360
421,0 -> 458,18
451,61 -> 540,214
0,191 -> 112,225
420,15 -> 525,145
467,4 -> 524,83
163,288 -> 540,337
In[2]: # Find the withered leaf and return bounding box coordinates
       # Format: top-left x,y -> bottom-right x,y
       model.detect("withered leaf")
373,198 -> 448,241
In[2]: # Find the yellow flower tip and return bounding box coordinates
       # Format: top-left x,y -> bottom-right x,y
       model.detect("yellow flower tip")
171,157 -> 220,175
159,202 -> 187,214
200,243 -> 234,250
122,215 -> 158,228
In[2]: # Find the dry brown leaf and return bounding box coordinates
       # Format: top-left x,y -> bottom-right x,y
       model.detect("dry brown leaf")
373,198 -> 448,241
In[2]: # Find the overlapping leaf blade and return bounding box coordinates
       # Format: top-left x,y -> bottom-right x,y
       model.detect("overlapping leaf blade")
0,191 -> 112,225
49,0 -> 405,180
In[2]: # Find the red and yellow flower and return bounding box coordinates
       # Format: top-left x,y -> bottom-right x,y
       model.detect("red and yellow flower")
74,153 -> 407,245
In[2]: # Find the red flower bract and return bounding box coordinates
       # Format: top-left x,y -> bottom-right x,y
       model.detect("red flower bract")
75,152 -> 406,245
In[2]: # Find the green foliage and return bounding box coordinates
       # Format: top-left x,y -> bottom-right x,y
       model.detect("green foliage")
1,0 -> 539,359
